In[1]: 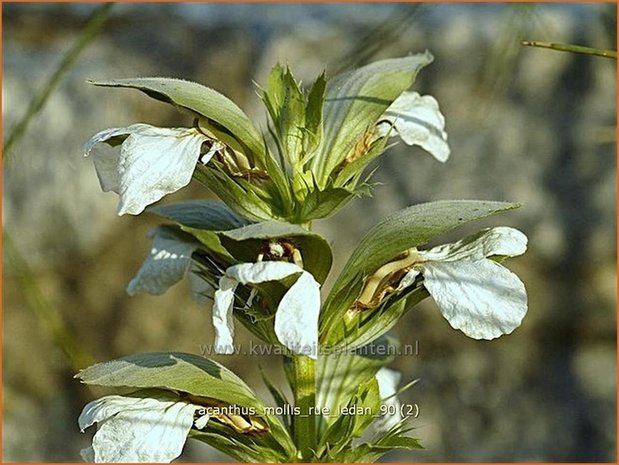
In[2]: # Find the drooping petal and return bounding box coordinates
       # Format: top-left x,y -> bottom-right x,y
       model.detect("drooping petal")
212,276 -> 239,354
86,396 -> 199,463
274,271 -> 320,359
421,227 -> 528,263
79,394 -> 148,432
85,123 -> 209,216
85,124 -> 161,196
422,258 -> 527,340
226,261 -> 303,285
84,124 -> 152,157
116,126 -> 208,215
127,227 -> 200,296
378,92 -> 450,162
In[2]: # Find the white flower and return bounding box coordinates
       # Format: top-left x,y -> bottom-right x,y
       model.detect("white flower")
377,91 -> 450,162
213,262 -> 320,359
79,393 -> 209,463
373,367 -> 402,433
398,226 -> 528,339
84,123 -> 222,215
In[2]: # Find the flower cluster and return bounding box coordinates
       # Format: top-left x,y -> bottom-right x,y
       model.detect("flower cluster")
78,54 -> 528,463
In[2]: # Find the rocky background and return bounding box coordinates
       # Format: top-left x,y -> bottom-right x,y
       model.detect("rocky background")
3,3 -> 616,462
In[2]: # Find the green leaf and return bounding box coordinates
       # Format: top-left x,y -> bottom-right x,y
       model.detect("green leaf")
375,435 -> 423,450
147,202 -> 246,263
218,221 -> 333,284
260,368 -> 292,431
148,200 -> 249,230
262,143 -> 294,218
193,165 -> 274,222
335,433 -> 422,462
296,185 -> 359,222
317,334 -> 397,435
317,377 -> 381,459
304,71 -> 327,157
76,352 -> 262,410
190,427 -> 293,462
321,200 -> 521,339
262,65 -> 306,168
310,52 -> 434,186
89,77 -> 265,159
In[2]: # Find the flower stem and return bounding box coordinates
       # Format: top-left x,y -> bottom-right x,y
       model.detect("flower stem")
521,40 -> 617,59
291,355 -> 316,461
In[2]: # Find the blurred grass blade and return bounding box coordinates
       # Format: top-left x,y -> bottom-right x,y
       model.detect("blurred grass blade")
3,3 -> 114,161
522,41 -> 617,59
4,231 -> 94,371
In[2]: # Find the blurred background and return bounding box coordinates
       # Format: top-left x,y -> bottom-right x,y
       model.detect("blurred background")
2,2 -> 616,462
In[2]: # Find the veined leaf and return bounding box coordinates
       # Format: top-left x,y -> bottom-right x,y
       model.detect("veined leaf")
296,184 -> 359,223
76,352 -> 263,411
89,78 -> 265,159
304,71 -> 327,157
262,65 -> 306,168
148,200 -> 249,230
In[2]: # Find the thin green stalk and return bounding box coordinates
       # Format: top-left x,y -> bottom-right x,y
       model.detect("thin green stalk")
522,40 -> 617,59
4,231 -> 95,372
292,355 -> 316,461
3,3 -> 114,161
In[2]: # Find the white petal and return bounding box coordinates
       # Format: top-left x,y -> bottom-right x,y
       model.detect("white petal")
274,271 -> 320,359
199,140 -> 225,165
422,227 -> 528,262
127,228 -> 200,296
373,368 -> 402,432
422,259 -> 527,340
84,124 -> 152,157
395,268 -> 421,292
89,398 -> 197,462
116,126 -> 207,215
79,395 -> 155,432
212,276 -> 238,354
194,412 -> 210,430
379,92 -> 450,162
375,367 -> 401,400
85,124 -> 157,195
226,261 -> 303,285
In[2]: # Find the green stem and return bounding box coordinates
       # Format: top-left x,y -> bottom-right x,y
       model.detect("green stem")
3,3 -> 114,162
292,355 -> 316,461
521,40 -> 617,59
